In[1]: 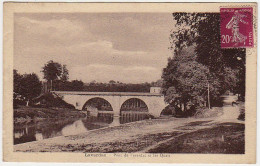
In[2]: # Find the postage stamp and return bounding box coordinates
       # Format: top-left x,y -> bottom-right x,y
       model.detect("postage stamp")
220,7 -> 254,48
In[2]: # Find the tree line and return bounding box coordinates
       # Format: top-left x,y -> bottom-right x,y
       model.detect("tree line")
13,60 -> 163,106
161,13 -> 245,115
51,79 -> 161,92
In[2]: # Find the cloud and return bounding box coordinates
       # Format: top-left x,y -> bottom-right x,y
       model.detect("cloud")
14,16 -> 94,48
83,13 -> 174,52
14,13 -> 173,83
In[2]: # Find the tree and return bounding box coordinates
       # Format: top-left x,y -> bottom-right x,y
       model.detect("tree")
42,60 -> 62,91
70,80 -> 84,91
13,69 -> 23,94
60,65 -> 69,81
109,80 -> 116,84
165,12 -> 245,109
162,47 -> 221,112
170,13 -> 245,97
19,73 -> 42,105
151,79 -> 163,87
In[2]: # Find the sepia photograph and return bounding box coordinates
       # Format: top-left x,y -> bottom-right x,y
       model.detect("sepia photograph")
2,2 -> 257,163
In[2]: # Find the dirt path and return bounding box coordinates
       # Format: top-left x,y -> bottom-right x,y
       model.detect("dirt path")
14,104 -> 243,152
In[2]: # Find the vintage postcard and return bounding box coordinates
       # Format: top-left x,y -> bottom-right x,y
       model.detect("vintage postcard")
3,2 -> 257,163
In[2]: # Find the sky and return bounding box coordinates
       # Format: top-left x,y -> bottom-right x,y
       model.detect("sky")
14,13 -> 174,83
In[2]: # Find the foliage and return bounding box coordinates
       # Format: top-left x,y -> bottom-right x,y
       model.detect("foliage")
60,65 -> 69,81
161,105 -> 176,116
13,70 -> 42,101
33,92 -> 75,109
53,79 -> 84,91
237,102 -> 245,121
13,69 -> 23,93
42,60 -> 62,82
109,80 -> 116,84
162,47 -> 215,112
170,13 -> 245,97
162,13 -> 246,113
42,60 -> 70,91
82,82 -> 151,92
53,79 -> 163,92
13,70 -> 42,108
151,79 -> 163,87
70,80 -> 84,91
14,106 -> 85,120
20,73 -> 42,100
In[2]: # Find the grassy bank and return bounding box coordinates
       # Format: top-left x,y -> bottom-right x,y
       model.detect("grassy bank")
148,122 -> 244,154
194,107 -> 223,118
62,131 -> 184,153
14,106 -> 86,123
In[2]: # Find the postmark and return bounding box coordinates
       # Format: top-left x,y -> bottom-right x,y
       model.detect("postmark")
220,7 -> 254,48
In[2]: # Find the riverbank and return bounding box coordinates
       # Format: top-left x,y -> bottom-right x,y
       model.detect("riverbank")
14,106 -> 86,123
14,106 -> 244,153
147,122 -> 244,154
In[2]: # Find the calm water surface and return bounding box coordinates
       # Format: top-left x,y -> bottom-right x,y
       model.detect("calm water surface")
14,112 -> 150,145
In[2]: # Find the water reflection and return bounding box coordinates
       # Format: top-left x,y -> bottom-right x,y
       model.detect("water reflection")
110,116 -> 120,127
35,132 -> 43,141
61,120 -> 87,136
14,125 -> 37,144
14,111 -> 150,145
120,111 -> 150,124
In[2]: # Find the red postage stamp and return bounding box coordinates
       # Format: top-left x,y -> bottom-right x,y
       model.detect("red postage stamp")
220,7 -> 254,48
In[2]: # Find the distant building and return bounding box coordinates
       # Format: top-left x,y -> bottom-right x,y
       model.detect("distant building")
150,87 -> 162,94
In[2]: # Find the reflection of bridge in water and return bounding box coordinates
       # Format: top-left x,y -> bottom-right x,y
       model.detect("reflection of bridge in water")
52,87 -> 167,119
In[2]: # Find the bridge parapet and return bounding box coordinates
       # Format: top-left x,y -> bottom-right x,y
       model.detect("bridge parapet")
52,91 -> 163,97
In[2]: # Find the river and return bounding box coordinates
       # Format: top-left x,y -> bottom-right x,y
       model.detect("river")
14,112 -> 150,144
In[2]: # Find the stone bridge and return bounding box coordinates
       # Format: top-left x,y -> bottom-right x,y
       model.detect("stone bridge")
52,90 -> 167,117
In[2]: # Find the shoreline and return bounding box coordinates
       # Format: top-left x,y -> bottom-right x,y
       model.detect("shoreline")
14,111 -> 244,153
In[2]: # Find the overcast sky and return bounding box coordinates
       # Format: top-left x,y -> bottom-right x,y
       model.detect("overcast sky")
14,13 -> 174,83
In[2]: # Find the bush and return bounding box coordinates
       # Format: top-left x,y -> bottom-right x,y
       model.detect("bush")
238,108 -> 245,121
183,105 -> 197,117
13,99 -> 27,108
161,105 -> 176,116
161,105 -> 197,118
13,106 -> 86,122
32,93 -> 75,109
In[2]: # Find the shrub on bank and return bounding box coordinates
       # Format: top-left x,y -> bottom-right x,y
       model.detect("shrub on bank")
13,93 -> 85,123
161,104 -> 223,118
161,105 -> 197,118
238,107 -> 245,121
14,106 -> 86,123
32,93 -> 75,109
161,105 -> 176,116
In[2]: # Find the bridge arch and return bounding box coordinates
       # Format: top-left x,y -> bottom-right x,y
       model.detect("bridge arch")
119,98 -> 150,123
82,97 -> 113,112
120,98 -> 149,113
